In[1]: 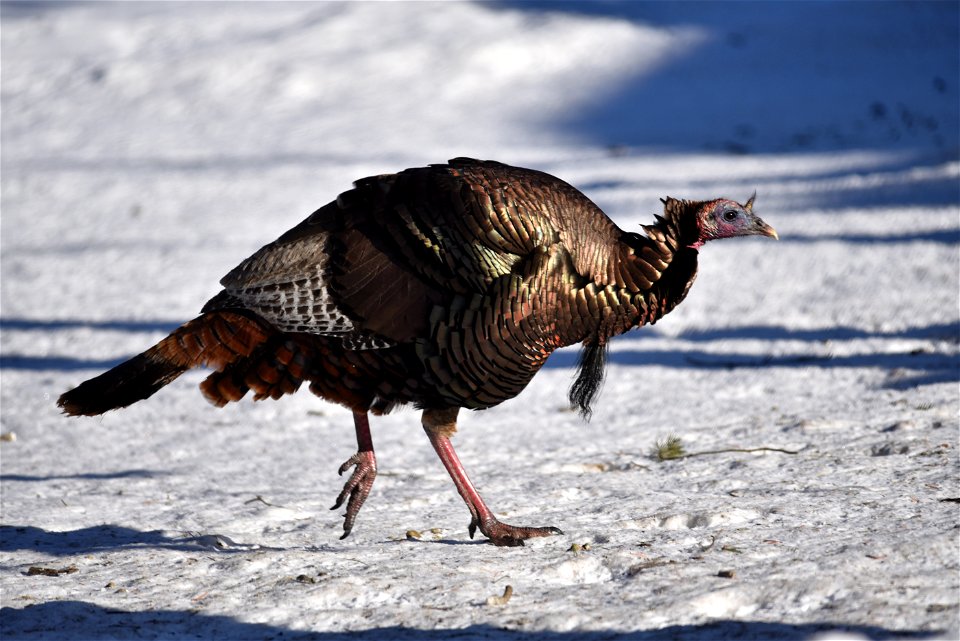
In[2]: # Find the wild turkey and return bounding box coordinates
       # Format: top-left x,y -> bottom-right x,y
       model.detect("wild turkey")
59,158 -> 777,546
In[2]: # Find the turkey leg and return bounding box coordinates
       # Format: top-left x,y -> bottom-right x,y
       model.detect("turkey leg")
422,408 -> 563,546
331,411 -> 377,539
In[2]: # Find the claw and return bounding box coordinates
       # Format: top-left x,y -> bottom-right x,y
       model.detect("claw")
476,517 -> 563,547
330,450 -> 377,538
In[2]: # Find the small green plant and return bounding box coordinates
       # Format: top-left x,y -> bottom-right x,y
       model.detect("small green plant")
650,435 -> 800,462
652,435 -> 686,461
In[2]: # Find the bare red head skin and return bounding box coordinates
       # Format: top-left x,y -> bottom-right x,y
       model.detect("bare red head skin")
687,193 -> 778,250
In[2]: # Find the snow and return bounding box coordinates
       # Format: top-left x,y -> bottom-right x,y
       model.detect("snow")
1,2 -> 957,640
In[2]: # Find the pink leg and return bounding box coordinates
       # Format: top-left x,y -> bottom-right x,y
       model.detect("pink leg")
330,411 -> 377,539
422,408 -> 562,547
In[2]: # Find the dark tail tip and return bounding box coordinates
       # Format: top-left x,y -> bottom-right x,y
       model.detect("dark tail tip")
58,351 -> 186,417
568,341 -> 608,421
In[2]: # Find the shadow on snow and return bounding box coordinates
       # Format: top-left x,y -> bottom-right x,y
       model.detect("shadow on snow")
0,469 -> 169,483
545,347 -> 958,390
3,318 -> 956,348
498,1 -> 959,156
544,320 -> 960,389
0,354 -> 129,372
780,229 -> 960,245
577,152 -> 960,212
0,525 -> 506,560
0,525 -> 271,556
0,601 -> 944,641
675,322 -> 959,343
2,318 -> 957,388
0,318 -> 180,333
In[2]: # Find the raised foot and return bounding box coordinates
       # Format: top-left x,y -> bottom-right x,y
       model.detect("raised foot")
330,451 -> 377,539
470,517 -> 563,547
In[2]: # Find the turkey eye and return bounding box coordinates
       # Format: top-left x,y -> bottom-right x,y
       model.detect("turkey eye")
723,210 -> 738,222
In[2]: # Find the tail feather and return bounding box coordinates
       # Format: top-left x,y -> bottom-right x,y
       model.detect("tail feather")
199,336 -> 311,407
57,351 -> 188,416
58,311 -> 272,416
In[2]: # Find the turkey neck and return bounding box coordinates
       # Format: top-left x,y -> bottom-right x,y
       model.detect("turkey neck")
628,220 -> 698,322
572,212 -> 699,344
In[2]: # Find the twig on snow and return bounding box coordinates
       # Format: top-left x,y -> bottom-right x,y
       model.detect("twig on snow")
652,434 -> 800,462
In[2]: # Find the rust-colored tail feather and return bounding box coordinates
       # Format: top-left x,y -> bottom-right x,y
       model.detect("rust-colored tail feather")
198,336 -> 311,407
58,311 -> 272,416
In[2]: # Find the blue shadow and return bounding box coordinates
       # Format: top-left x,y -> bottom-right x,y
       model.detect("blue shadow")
675,322 -> 960,343
543,320 -> 960,389
0,601 -> 944,641
4,318 -> 957,389
0,317 -> 179,333
0,524 -> 265,556
0,469 -> 169,483
0,317 -> 179,371
0,354 -> 127,371
498,1 -> 959,155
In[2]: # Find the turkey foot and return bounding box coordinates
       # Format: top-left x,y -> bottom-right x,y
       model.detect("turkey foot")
330,412 -> 376,539
422,407 -> 563,547
469,514 -> 563,548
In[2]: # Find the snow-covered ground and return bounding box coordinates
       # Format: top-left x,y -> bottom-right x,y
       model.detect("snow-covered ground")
1,2 -> 958,640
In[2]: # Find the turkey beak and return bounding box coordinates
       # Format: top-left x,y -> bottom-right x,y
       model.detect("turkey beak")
742,211 -> 780,240
743,192 -> 777,240
749,215 -> 779,240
